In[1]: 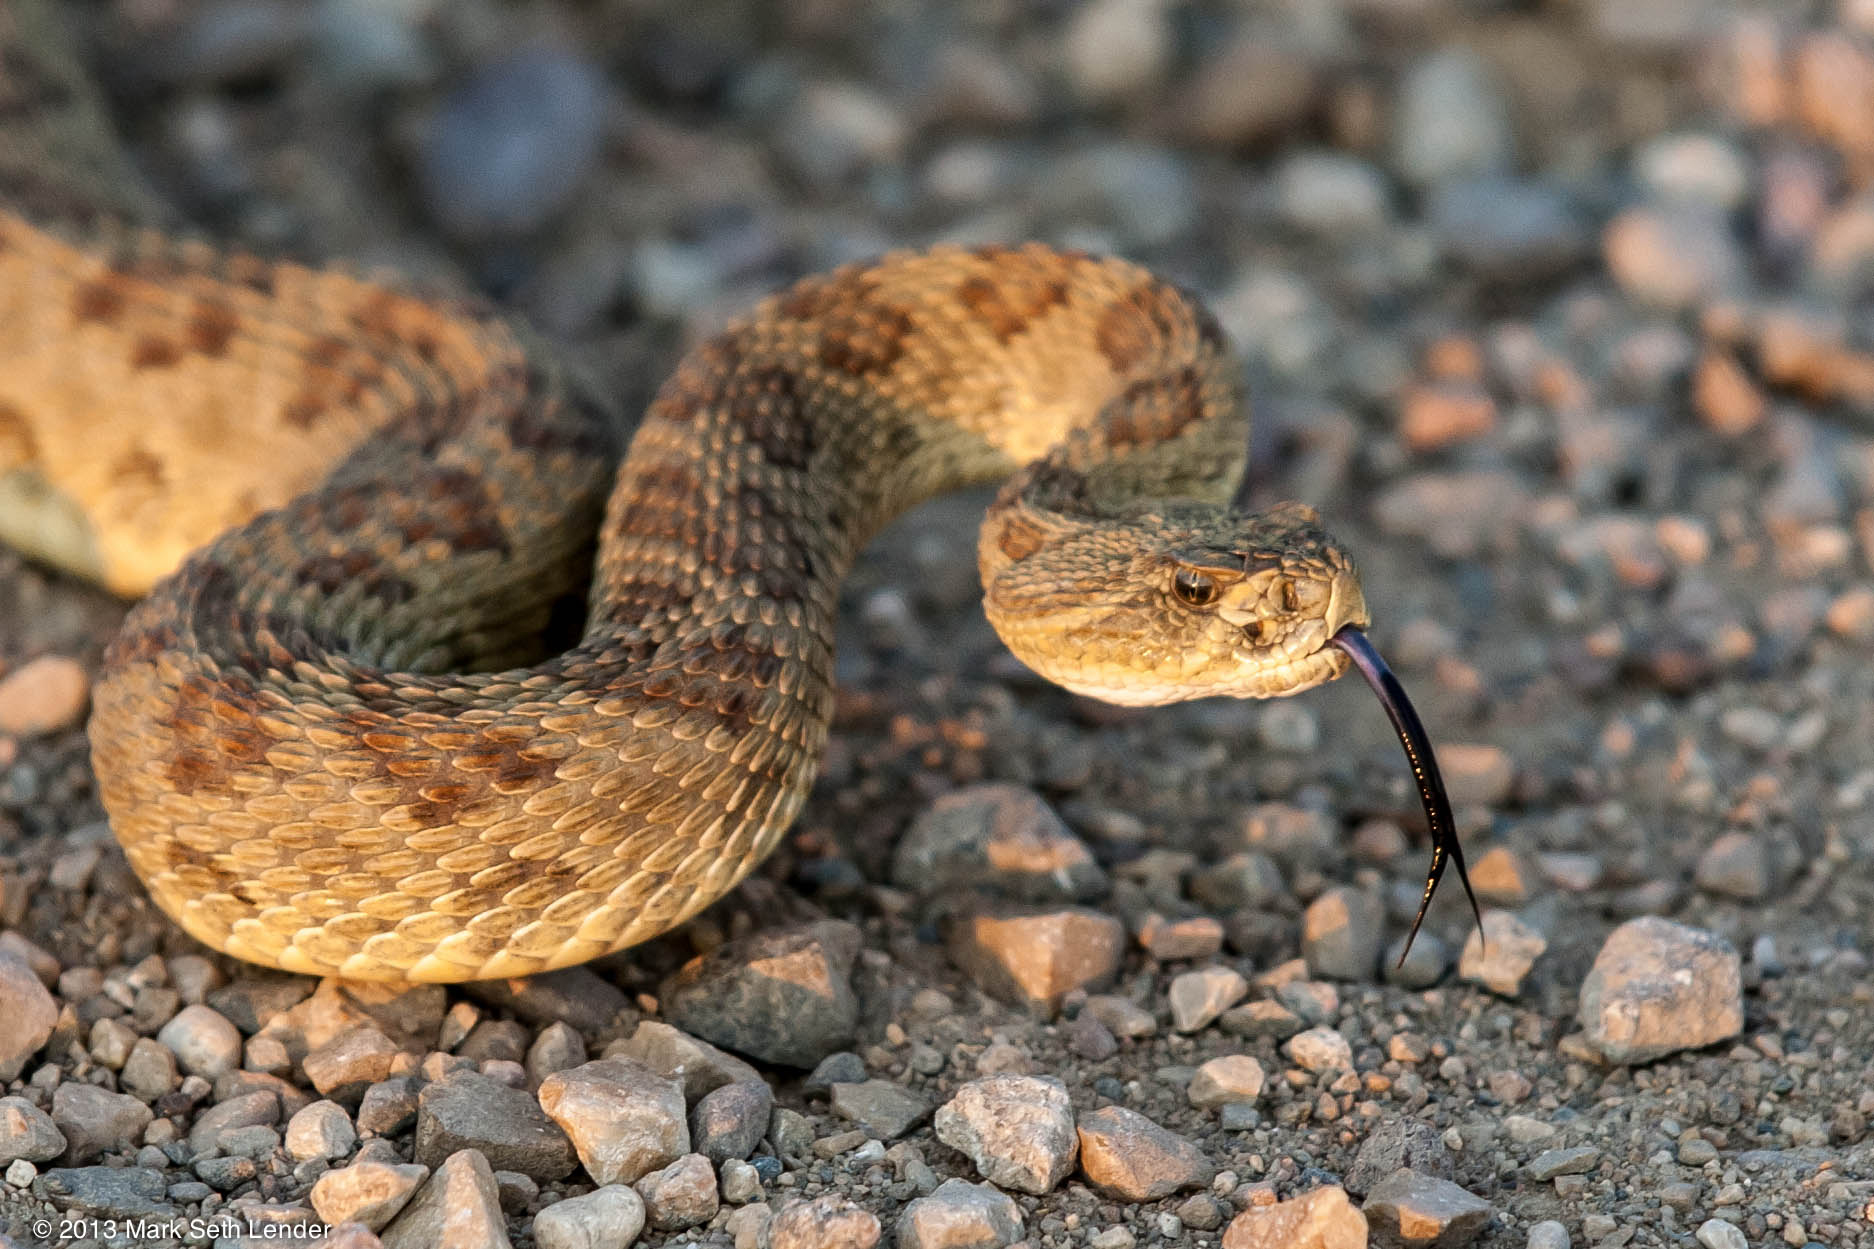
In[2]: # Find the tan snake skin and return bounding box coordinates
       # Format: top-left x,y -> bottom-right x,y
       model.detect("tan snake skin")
1,0 -> 1369,981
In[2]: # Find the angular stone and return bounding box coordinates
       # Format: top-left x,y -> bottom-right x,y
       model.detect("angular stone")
1345,1119 -> 1453,1197
948,908 -> 1124,1018
465,968 -> 631,1034
660,922 -> 860,1067
896,1177 -> 1024,1249
1168,966 -> 1248,1033
311,1159 -> 430,1232
1223,1186 -> 1367,1249
634,1152 -> 718,1232
769,1195 -> 882,1249
0,1096 -> 66,1165
1457,911 -> 1546,997
380,1148 -> 510,1249
1188,1055 -> 1265,1108
33,1166 -> 172,1220
830,1080 -> 932,1141
1577,917 -> 1742,1064
603,1020 -> 763,1102
1362,1170 -> 1493,1248
0,955 -> 57,1083
690,1079 -> 772,1164
1525,1147 -> 1599,1181
52,1083 -> 152,1165
1302,887 -> 1384,981
1075,1105 -> 1212,1201
537,1058 -> 688,1185
304,1026 -> 402,1106
893,783 -> 1107,902
1284,1027 -> 1353,1073
932,1076 -> 1076,1195
416,1070 -> 576,1181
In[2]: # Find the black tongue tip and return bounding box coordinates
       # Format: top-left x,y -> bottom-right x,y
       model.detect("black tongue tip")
1327,626 -> 1485,965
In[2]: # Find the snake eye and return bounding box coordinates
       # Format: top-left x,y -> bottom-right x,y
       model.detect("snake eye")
1279,578 -> 1300,612
1172,568 -> 1219,608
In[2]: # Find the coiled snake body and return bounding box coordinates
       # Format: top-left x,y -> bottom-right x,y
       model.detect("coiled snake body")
0,0 -> 1472,981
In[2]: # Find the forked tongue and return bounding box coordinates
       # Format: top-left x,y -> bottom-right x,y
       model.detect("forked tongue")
1328,626 -> 1484,964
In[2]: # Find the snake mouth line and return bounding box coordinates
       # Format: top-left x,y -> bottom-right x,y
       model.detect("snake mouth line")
1328,625 -> 1485,964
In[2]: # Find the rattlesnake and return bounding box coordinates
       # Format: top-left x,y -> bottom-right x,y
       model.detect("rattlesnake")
0,0 -> 1476,981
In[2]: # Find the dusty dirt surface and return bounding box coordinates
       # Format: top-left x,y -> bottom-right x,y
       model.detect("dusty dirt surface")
1,1 -> 1873,1247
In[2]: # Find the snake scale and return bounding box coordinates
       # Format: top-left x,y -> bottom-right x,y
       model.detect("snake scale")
0,0 -> 1475,982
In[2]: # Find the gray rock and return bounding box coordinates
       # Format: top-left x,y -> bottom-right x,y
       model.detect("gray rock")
1458,911 -> 1547,997
51,1082 -> 152,1165
1275,152 -> 1391,236
0,1096 -> 65,1165
1189,853 -> 1285,911
357,1077 -> 420,1137
1693,832 -> 1773,901
1577,917 -> 1742,1064
380,1148 -> 510,1249
1302,886 -> 1384,981
415,1070 -> 576,1181
1427,178 -> 1588,280
1363,1170 -> 1493,1247
803,1051 -> 868,1096
896,1177 -> 1024,1249
719,1157 -> 763,1204
120,1038 -> 180,1101
537,1058 -> 689,1185
768,1194 -> 883,1249
465,968 -> 630,1034
892,783 -> 1107,902
830,1080 -> 932,1141
1384,932 -> 1451,989
1167,966 -> 1247,1033
525,1022 -> 586,1086
1346,1118 -> 1454,1197
1075,1105 -> 1213,1201
1393,48 -> 1515,188
155,1004 -> 241,1078
192,1154 -> 256,1192
285,1099 -> 357,1163
1635,132 -> 1751,211
304,1026 -> 401,1106
1525,1147 -> 1599,1181
310,1158 -> 429,1232
690,1080 -> 773,1163
417,46 -> 606,240
933,1076 -> 1077,1195
534,1184 -> 646,1249
605,1020 -> 763,1103
1526,1220 -> 1570,1249
1695,1219 -> 1747,1249
1042,143 -> 1197,248
0,955 -> 57,1083
659,922 -> 860,1068
33,1165 -> 172,1219
635,1152 -> 719,1232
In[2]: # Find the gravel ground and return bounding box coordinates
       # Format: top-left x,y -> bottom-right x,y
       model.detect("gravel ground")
2,1 -> 1873,1247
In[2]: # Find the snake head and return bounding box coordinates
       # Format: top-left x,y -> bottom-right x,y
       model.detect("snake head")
982,500 -> 1368,705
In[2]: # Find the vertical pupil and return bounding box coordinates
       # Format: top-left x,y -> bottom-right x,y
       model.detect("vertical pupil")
1177,570 -> 1213,604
